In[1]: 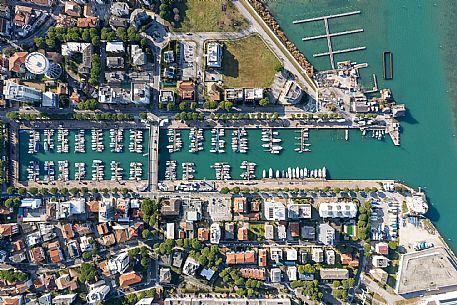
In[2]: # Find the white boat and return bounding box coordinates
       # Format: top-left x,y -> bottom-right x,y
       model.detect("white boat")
300,168 -> 304,178
275,170 -> 280,178
287,167 -> 292,178
295,167 -> 300,178
304,168 -> 308,177
318,169 -> 322,178
268,168 -> 273,178
322,167 -> 327,178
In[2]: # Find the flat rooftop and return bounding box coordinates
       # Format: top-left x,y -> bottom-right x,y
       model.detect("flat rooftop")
395,247 -> 457,296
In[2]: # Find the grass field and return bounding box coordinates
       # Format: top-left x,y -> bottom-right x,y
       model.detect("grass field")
222,35 -> 281,88
175,0 -> 249,32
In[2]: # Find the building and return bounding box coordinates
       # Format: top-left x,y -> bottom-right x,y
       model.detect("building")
375,242 -> 389,255
285,248 -> 297,261
176,81 -> 195,101
42,92 -> 58,108
270,268 -> 281,283
263,199 -> 287,221
159,90 -> 174,104
106,42 -> 125,53
3,81 -> 42,104
325,250 -> 335,265
108,252 -> 129,274
233,197 -> 247,213
259,249 -> 267,267
0,224 -> 19,237
183,258 -> 200,276
131,83 -> 150,104
270,248 -> 283,264
8,52 -> 28,73
320,268 -> 349,280
160,198 -> 181,217
318,223 -> 335,246
225,88 -> 244,102
159,268 -> 171,284
206,42 -> 222,68
52,294 -> 77,305
289,222 -> 300,238
55,274 -> 78,291
20,198 -> 42,209
55,199 -> 85,219
265,224 -> 274,240
166,223 -> 175,239
61,43 -> 92,74
301,226 -> 316,240
287,266 -> 297,281
64,2 -> 81,17
131,45 -> 146,66
237,227 -> 248,241
240,268 -> 265,280
76,16 -> 97,28
312,248 -> 323,263
86,285 -> 110,304
319,202 -> 357,218
395,247 -> 457,297
278,80 -> 303,105
99,199 -> 115,222
163,50 -> 174,64
288,204 -> 312,219
110,2 -> 129,17
119,271 -> 142,287
372,255 -> 389,268
244,88 -> 263,101
369,268 -> 388,284
200,268 -> 215,281
106,57 -> 124,69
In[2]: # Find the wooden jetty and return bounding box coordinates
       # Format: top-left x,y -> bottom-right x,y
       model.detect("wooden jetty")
383,51 -> 393,80
293,10 -> 361,24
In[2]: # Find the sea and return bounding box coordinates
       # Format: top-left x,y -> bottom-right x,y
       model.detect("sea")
161,0 -> 457,252
262,0 -> 457,252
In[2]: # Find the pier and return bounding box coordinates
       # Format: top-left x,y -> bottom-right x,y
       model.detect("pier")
383,51 -> 393,80
149,122 -> 159,192
294,10 -> 364,69
302,29 -> 364,41
293,10 -> 361,24
313,46 -> 366,57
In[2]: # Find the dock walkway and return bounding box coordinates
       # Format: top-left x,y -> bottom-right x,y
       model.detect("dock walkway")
293,10 -> 361,24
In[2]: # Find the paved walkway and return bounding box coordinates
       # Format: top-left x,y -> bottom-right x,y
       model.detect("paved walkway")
361,274 -> 403,305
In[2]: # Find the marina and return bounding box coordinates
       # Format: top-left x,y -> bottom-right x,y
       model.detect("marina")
19,128 -> 149,182
158,128 -> 388,181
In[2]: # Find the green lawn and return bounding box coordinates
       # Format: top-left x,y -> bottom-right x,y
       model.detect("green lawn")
249,223 -> 265,241
222,35 -> 281,88
175,0 -> 249,32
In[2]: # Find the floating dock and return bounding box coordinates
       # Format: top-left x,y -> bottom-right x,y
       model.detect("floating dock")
383,51 -> 393,80
293,10 -> 361,24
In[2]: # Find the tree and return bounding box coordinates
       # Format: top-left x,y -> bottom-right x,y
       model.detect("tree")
258,98 -> 269,107
18,188 -> 27,196
29,187 -> 38,196
116,27 -> 127,41
4,198 -> 20,209
220,187 -> 229,194
34,37 -> 46,49
142,229 -> 151,239
78,263 -> 97,283
179,102 -> 187,111
167,102 -> 175,111
127,26 -> 139,42
6,187 -> 16,196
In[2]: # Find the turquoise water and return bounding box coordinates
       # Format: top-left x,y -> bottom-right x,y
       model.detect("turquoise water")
263,0 -> 457,251
19,129 -> 149,181
160,0 -> 457,251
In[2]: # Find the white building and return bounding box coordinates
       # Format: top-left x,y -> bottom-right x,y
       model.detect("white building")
319,202 -> 357,218
318,223 -> 335,246
264,199 -> 287,221
3,81 -> 42,104
86,285 -> 110,304
206,42 -> 222,68
312,248 -> 323,263
20,198 -> 42,209
288,204 -> 312,219
108,252 -> 130,274
325,250 -> 335,265
166,223 -> 175,239
131,45 -> 146,66
285,248 -> 297,261
244,88 -> 263,101
287,266 -> 297,281
99,199 -> 115,222
55,199 -> 85,219
270,268 -> 281,283
42,92 -> 58,108
106,42 -> 125,53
